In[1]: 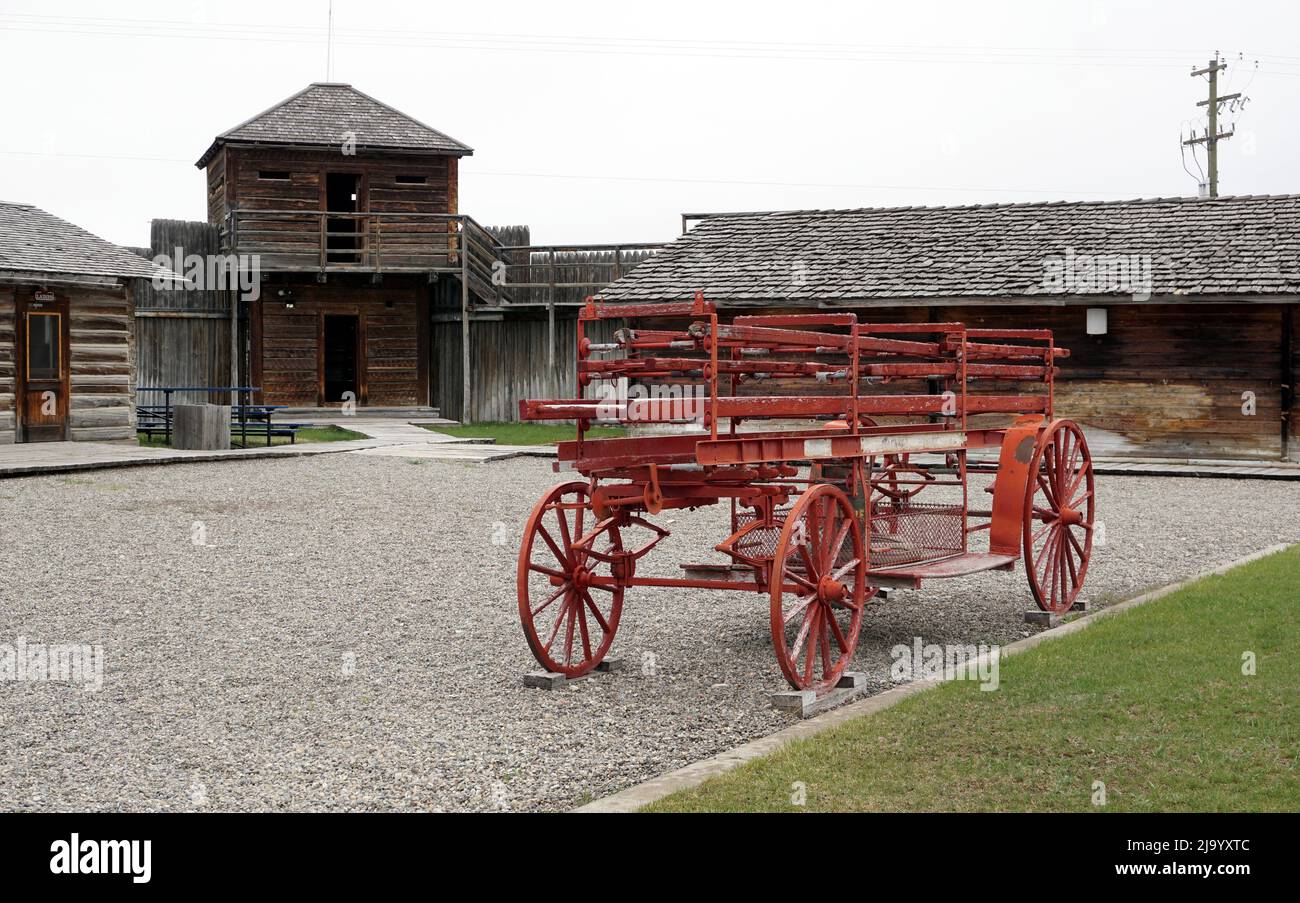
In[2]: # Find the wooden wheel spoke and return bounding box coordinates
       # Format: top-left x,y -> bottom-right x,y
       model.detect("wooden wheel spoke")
562,597 -> 578,665
1066,527 -> 1086,559
529,562 -> 567,581
826,519 -> 851,572
576,597 -> 593,661
1065,462 -> 1088,501
818,613 -> 833,677
543,593 -> 571,652
553,502 -> 573,557
830,558 -> 860,583
783,593 -> 815,625
535,523 -> 568,568
819,502 -> 842,569
786,569 -> 818,593
1032,519 -> 1054,543
796,541 -> 819,582
827,610 -> 850,653
1037,472 -> 1057,506
1038,528 -> 1061,585
790,600 -> 817,661
530,584 -> 568,618
1063,539 -> 1080,587
582,590 -> 610,634
802,608 -> 820,686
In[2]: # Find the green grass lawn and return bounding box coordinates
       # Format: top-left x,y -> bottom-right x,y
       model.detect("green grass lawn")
648,545 -> 1299,813
138,425 -> 367,448
419,421 -> 627,445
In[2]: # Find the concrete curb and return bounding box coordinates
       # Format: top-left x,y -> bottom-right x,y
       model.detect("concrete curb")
572,542 -> 1294,813
0,438 -> 397,480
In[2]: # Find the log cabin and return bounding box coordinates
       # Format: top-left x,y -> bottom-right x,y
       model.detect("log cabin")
595,196 -> 1300,462
0,202 -> 170,443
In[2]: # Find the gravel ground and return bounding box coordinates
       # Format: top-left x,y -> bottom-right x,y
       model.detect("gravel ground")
0,455 -> 1296,812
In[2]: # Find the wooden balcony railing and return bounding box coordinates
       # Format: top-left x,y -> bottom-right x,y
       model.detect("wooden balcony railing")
226,209 -> 664,307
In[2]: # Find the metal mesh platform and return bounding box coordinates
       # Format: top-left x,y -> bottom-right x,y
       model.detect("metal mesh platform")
868,501 -> 964,569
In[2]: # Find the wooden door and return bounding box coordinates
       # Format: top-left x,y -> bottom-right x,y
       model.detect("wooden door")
17,291 -> 70,442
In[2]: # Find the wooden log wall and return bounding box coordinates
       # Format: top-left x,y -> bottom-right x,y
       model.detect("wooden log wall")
0,288 -> 15,443
0,283 -> 136,442
943,303 -> 1287,461
676,302 -> 1295,461
1289,306 -> 1298,461
130,219 -> 233,405
69,285 -> 135,441
218,148 -> 456,269
256,277 -> 427,407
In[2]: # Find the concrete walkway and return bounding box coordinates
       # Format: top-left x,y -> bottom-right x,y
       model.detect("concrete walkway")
0,418 -> 556,479
332,418 -> 556,463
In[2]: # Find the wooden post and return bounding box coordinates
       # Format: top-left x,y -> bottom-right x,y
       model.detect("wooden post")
1283,305 -> 1294,461
547,249 -> 557,370
229,287 -> 239,407
460,219 -> 472,424
173,404 -> 231,450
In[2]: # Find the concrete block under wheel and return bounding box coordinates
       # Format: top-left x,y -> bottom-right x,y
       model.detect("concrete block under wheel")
770,671 -> 869,718
1070,599 -> 1089,612
523,658 -> 624,690
1024,610 -> 1062,627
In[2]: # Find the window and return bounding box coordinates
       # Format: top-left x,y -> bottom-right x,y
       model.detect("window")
395,175 -> 427,185
258,170 -> 291,181
26,312 -> 60,381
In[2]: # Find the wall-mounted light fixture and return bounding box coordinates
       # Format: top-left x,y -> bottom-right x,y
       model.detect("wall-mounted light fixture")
1086,307 -> 1108,336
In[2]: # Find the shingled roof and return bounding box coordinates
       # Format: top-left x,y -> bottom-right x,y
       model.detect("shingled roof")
0,202 -> 171,281
597,194 -> 1300,305
196,83 -> 473,167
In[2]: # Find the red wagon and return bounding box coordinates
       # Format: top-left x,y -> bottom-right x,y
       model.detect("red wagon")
517,295 -> 1096,692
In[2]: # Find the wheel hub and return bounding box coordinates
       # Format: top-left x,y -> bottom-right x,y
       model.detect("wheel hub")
1059,506 -> 1082,526
817,576 -> 847,605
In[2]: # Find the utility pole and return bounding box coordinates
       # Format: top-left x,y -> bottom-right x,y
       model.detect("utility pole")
1184,52 -> 1237,197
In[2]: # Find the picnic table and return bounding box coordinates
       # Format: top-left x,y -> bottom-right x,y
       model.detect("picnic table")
136,387 -> 312,447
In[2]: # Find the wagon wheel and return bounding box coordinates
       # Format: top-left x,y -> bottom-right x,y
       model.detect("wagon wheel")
769,483 -> 867,692
517,482 -> 624,677
1023,420 -> 1096,614
872,453 -> 936,501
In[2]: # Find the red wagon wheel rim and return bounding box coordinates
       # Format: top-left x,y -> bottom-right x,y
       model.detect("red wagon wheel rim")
1023,420 -> 1095,614
769,483 -> 867,692
517,482 -> 624,677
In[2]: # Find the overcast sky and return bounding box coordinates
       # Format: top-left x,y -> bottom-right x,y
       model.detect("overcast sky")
1,0 -> 1298,247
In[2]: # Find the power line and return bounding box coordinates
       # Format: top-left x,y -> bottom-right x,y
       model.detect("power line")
0,13 -> 1237,69
0,148 -> 1152,198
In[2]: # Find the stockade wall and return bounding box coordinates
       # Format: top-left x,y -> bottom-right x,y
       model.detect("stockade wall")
130,219 -> 234,405
432,308 -> 619,423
